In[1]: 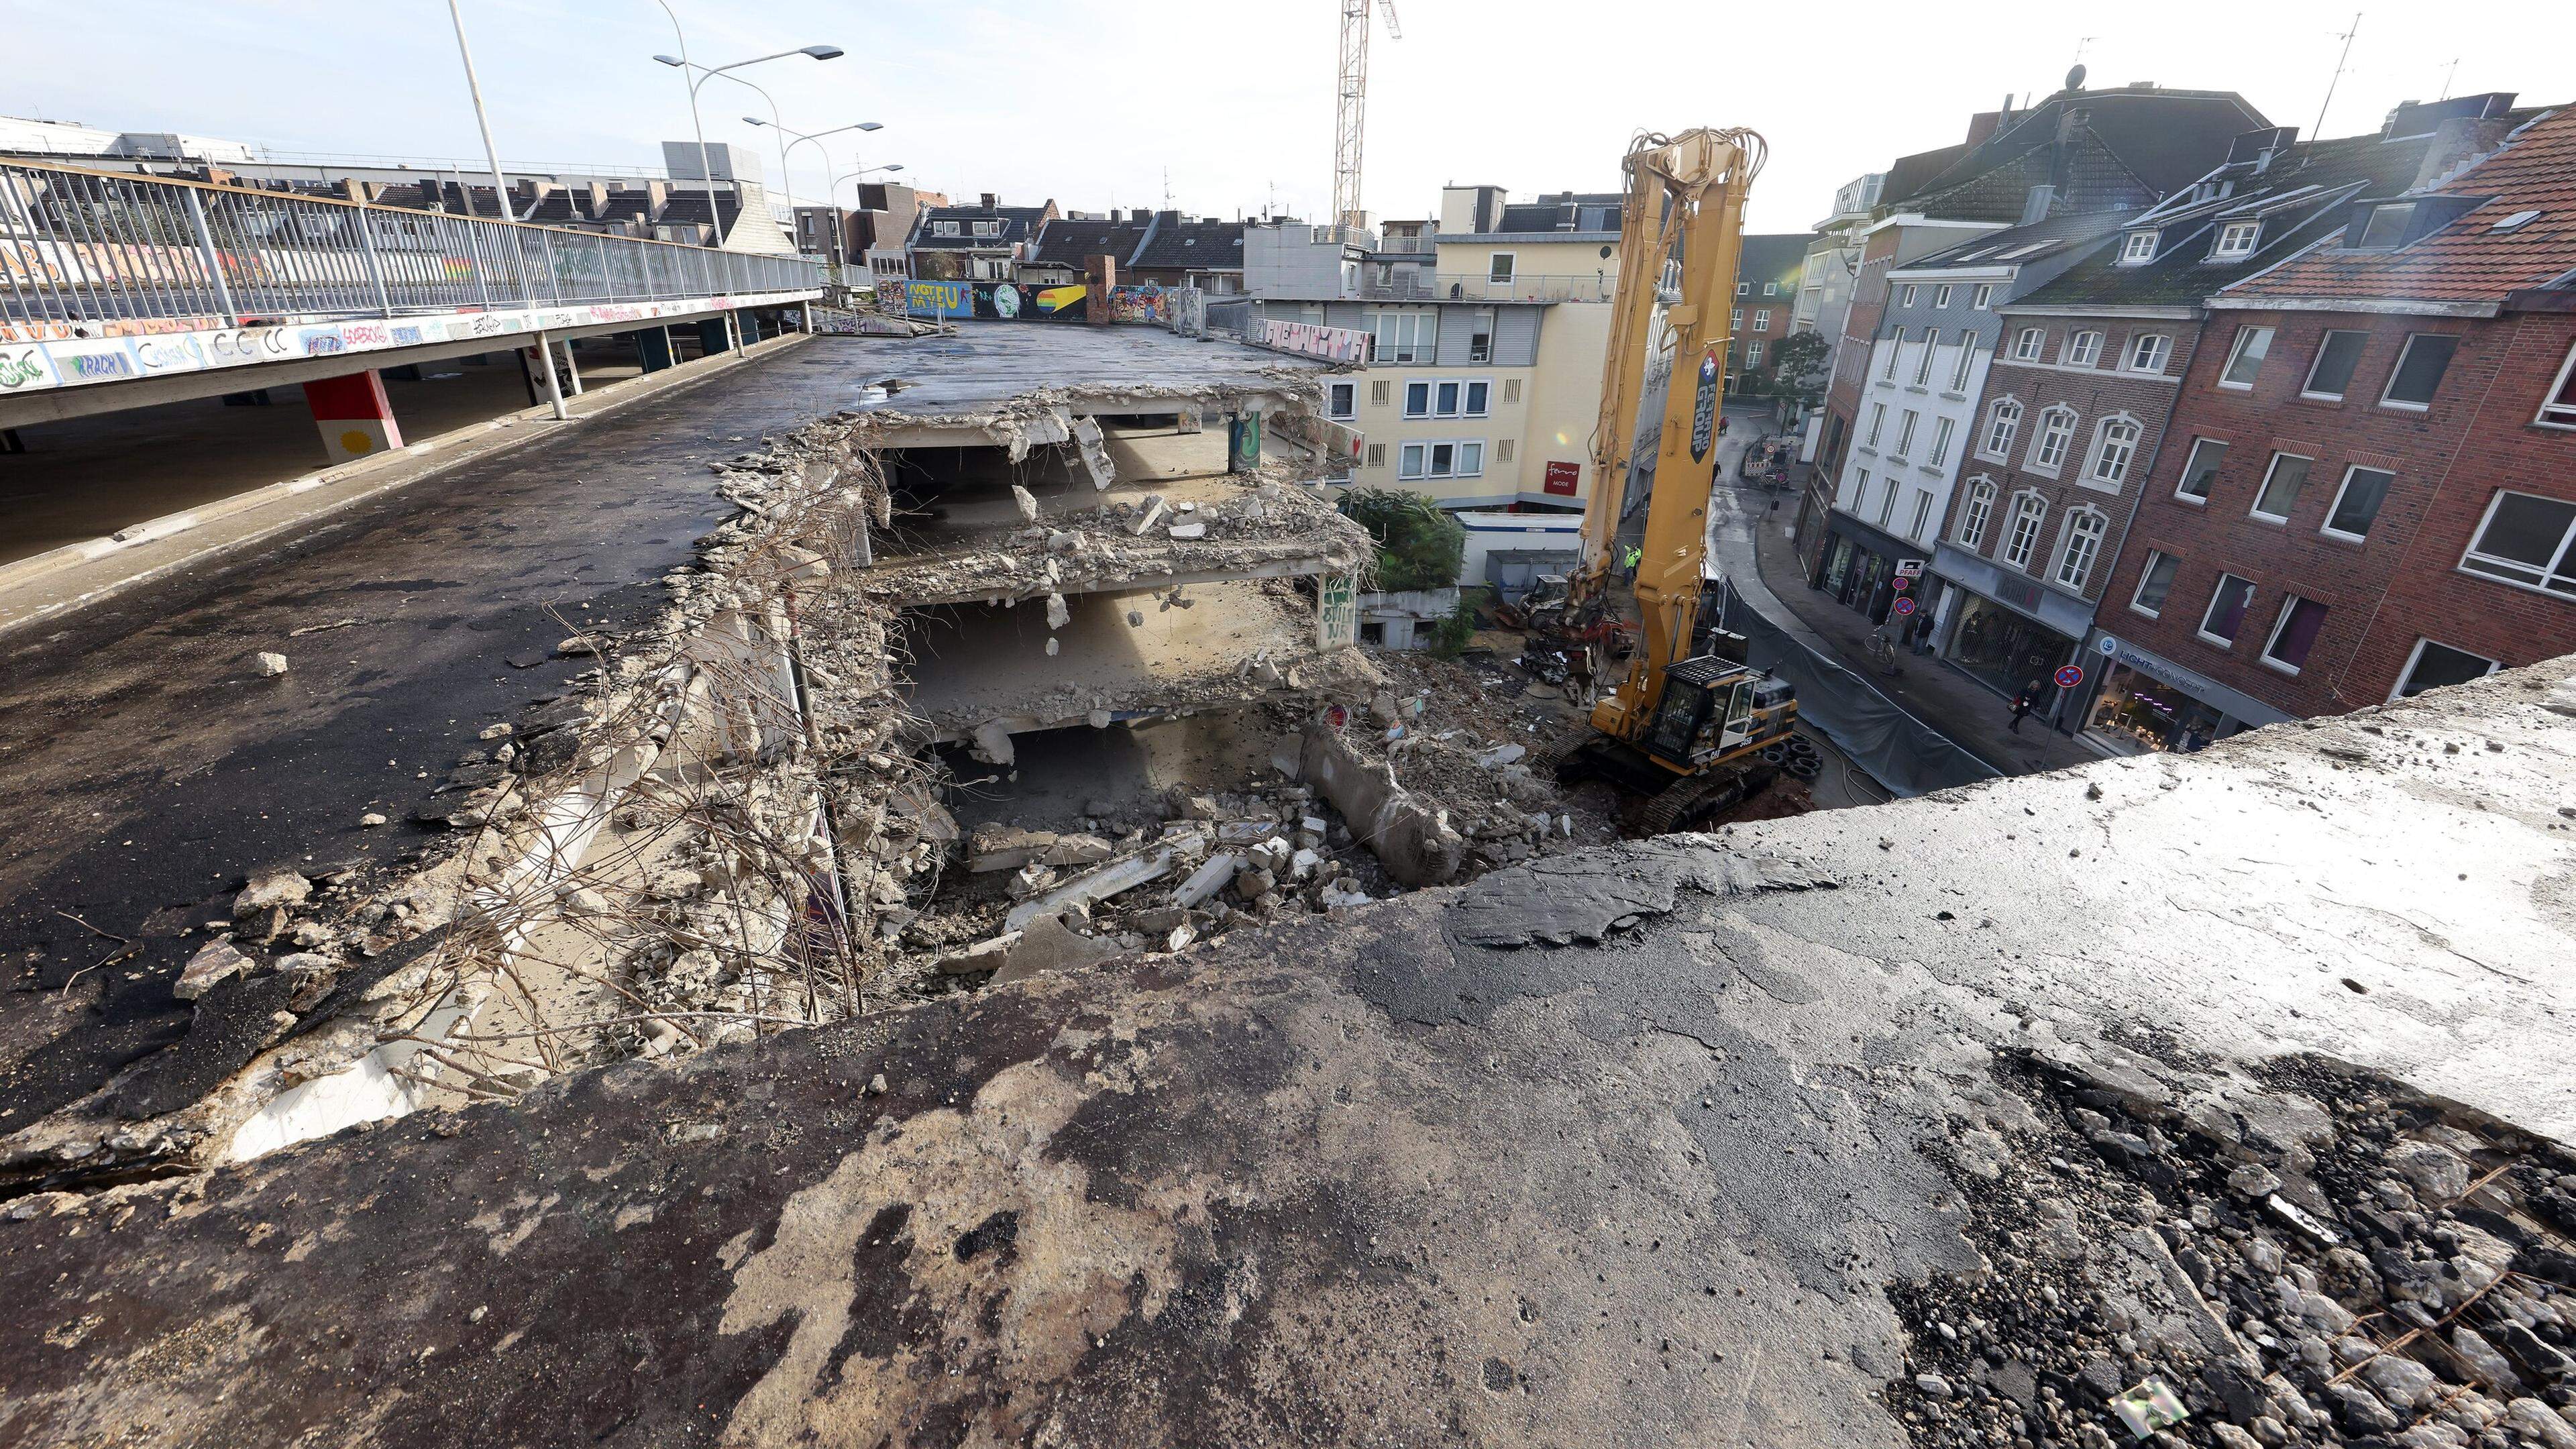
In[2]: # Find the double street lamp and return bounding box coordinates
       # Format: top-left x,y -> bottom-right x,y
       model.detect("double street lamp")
651,43 -> 842,244
745,116 -> 882,258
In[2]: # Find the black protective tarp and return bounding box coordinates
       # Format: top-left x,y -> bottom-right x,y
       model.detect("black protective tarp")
1729,603 -> 1998,798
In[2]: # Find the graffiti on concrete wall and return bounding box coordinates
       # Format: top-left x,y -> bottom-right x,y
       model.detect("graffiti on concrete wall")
1256,319 -> 1371,364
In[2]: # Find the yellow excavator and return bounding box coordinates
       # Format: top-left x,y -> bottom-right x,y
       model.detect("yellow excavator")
1527,127 -> 1805,833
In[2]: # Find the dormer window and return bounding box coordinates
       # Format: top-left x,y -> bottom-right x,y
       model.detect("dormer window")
2212,220 -> 2261,258
2119,231 -> 2159,264
972,219 -> 1002,237
2352,202 -> 2416,250
932,220 -> 961,236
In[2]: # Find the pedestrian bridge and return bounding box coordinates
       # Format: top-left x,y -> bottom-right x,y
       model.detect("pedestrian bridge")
0,160 -> 822,441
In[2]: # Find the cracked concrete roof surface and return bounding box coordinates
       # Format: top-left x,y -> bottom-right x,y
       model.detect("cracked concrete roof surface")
2,659 -> 2571,1446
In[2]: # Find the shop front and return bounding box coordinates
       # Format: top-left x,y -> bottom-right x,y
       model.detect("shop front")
2078,632 -> 2296,756
1812,511 -> 1927,627
1929,543 -> 2090,702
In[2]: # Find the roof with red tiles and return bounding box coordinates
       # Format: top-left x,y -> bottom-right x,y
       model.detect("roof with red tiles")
2220,103 -> 2576,311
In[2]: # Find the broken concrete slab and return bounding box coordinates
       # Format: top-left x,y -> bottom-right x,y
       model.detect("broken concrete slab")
173,939 -> 252,1001
1172,850 -> 1239,909
934,932 -> 1019,975
990,912 -> 1118,984
1298,719 -> 1466,887
1002,846 -> 1176,931
232,865 -> 311,918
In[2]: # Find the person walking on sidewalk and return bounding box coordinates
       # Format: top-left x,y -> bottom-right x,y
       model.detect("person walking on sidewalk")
2008,678 -> 2043,734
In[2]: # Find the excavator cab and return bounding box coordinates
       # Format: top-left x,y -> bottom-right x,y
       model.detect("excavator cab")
1640,657 -> 1757,768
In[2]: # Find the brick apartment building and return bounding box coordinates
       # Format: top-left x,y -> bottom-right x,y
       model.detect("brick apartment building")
1803,80 -> 2271,579
1921,120 -> 2443,733
2094,96 -> 2576,737
1730,233 -> 1809,378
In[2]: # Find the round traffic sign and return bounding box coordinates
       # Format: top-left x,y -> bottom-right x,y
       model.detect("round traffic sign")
1892,596 -> 1917,616
2053,664 -> 2085,689
1890,576 -> 1910,593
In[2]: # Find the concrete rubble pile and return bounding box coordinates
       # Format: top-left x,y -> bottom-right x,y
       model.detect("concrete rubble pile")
1882,1040 -> 2576,1449
859,468 -> 1368,606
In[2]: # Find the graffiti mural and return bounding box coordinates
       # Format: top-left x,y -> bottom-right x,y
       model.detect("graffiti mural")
1256,319 -> 1371,364
1106,285 -> 1172,325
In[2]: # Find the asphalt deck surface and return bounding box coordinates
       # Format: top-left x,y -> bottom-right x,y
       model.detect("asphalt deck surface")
0,325 -> 1309,1131
3,657 -> 2569,1446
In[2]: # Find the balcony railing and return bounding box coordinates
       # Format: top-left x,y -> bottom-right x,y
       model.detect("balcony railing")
1,160 -> 822,337
1357,272 -> 1612,304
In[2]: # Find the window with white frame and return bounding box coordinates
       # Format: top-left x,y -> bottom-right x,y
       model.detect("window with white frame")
1403,380 -> 1432,417
1736,280 -> 1750,296
1848,468 -> 1870,510
1927,415 -> 1954,467
2120,231 -> 2158,264
1912,491 -> 1935,541
1468,310 -> 1493,362
972,219 -> 1002,236
2538,341 -> 2576,428
2012,326 -> 2045,361
1913,333 -> 1935,385
1882,329 -> 1904,380
1933,284 -> 1954,307
2084,416 -> 2142,486
2131,551 -> 2180,616
1731,307 -> 1743,329
2125,333 -> 2173,374
2002,493 -> 2047,570
1488,252 -> 1515,284
1876,478 -> 1899,527
1753,309 -> 1771,330
1434,379 -> 1462,417
2322,465 -> 2395,541
2175,437 -> 2226,502
1747,340 -> 1765,366
1763,280 -> 1777,295
2212,219 -> 2261,258
1401,439 -> 1485,480
2218,325 -> 2273,388
2301,329 -> 2369,400
1327,381 -> 1356,420
1399,442 -> 1427,478
1866,402 -> 1886,447
1463,379 -> 1489,416
2251,451 -> 2311,522
1900,284 -> 1919,307
2459,490 -> 2576,596
2199,573 -> 2255,646
2261,595 -> 2330,674
1971,283 -> 1994,309
2028,407 -> 2077,473
1893,409 -> 1919,458
1373,309 -> 1436,363
1957,478 -> 1996,548
932,219 -> 961,236
2381,333 -> 2460,410
2393,639 -> 2500,700
2065,330 -> 2104,368
1949,333 -> 1978,390
1980,397 -> 2022,460
2053,510 -> 2107,591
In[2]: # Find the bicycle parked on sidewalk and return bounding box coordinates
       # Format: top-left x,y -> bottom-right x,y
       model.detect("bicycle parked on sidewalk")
1865,625 -> 1904,678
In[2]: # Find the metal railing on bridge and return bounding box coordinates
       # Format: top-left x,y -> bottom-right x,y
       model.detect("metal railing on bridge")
0,160 -> 822,337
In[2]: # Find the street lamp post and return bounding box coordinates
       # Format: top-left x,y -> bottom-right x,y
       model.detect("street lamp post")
445,0 -> 518,219
745,117 -> 882,261
651,44 -> 842,246
641,0 -> 714,241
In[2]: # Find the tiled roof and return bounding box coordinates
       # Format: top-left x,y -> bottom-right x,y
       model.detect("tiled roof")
2012,129 -> 2440,310
1892,88 -> 2269,223
2223,104 -> 2576,307
912,204 -> 1049,250
1131,216 -> 1243,271
1030,217 -> 1150,268
1902,207 -> 2138,272
1735,233 -> 1811,292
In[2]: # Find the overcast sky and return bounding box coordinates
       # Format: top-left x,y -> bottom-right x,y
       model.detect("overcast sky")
7,0 -> 2569,235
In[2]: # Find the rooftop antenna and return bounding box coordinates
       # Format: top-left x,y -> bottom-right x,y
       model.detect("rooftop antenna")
2436,56 -> 2461,101
2312,13 -> 2362,140
1163,166 -> 1173,210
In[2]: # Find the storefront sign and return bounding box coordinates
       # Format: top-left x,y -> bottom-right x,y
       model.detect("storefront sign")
1896,558 -> 1925,578
1543,460 -> 1580,496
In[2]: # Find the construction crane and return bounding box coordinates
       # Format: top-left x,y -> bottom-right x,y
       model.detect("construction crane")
1529,127 -> 1807,834
1332,0 -> 1401,233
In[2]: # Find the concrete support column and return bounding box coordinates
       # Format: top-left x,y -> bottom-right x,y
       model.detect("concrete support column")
1226,409 -> 1260,474
530,331 -> 568,421
636,327 -> 676,374
301,370 -> 403,464
800,300 -> 813,333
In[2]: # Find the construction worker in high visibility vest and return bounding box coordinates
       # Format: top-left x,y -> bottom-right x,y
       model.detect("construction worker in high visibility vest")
1621,544 -> 1643,583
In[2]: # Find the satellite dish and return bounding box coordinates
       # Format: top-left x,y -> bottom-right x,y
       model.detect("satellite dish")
2066,63 -> 2088,92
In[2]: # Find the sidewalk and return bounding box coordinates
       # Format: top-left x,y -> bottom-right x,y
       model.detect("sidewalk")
1736,476 -> 2104,778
